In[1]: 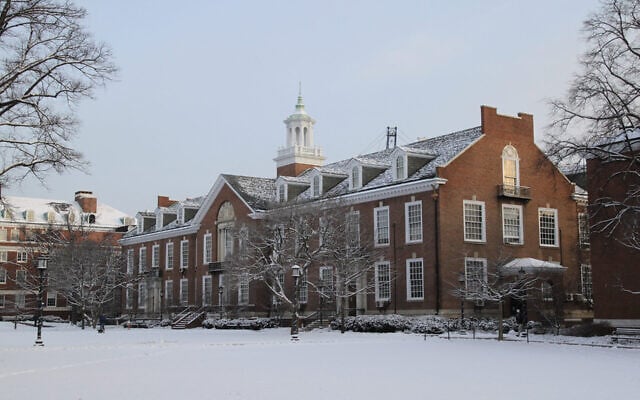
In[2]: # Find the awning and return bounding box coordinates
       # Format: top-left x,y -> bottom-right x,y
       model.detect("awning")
500,258 -> 567,275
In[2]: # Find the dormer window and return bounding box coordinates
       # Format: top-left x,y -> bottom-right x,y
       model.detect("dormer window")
26,210 -> 35,222
278,184 -> 287,203
394,155 -> 406,180
312,175 -> 321,197
502,145 -> 520,187
351,166 -> 361,190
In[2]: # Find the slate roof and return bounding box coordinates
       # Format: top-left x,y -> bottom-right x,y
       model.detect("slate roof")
222,174 -> 276,211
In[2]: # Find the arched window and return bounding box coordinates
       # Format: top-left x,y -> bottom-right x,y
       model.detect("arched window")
295,127 -> 301,145
312,175 -> 321,197
502,145 -> 519,187
351,166 -> 360,189
395,155 -> 405,180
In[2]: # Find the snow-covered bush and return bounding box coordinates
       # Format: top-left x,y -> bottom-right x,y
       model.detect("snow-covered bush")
203,318 -> 279,330
330,315 -> 521,334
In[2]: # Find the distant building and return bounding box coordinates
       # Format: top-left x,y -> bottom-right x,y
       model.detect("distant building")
0,191 -> 133,320
121,97 -> 592,325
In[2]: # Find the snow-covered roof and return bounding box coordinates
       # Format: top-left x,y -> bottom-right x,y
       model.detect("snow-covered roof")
501,258 -> 567,275
222,174 -> 276,211
1,195 -> 133,229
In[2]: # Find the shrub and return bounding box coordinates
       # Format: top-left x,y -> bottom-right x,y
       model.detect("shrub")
560,322 -> 613,337
203,317 -> 279,330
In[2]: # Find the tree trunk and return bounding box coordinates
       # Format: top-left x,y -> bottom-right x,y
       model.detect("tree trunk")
498,300 -> 504,341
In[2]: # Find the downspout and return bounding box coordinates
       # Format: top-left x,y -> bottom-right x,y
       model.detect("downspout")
432,186 -> 441,315
392,223 -> 397,314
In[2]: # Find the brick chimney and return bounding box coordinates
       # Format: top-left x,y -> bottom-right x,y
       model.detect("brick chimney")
75,191 -> 97,213
157,195 -> 178,208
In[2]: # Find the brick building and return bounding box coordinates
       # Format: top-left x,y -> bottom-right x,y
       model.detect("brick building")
121,96 -> 592,324
0,191 -> 133,320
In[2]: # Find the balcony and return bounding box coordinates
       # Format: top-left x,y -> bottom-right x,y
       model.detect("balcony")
497,184 -> 531,200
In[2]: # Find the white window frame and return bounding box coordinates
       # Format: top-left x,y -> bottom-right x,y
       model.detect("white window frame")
16,269 -> 26,285
463,200 -> 486,243
238,273 -> 250,305
394,154 -> 406,180
165,242 -> 174,270
0,229 -> 6,241
16,251 -> 28,263
125,284 -> 133,309
138,247 -> 146,273
165,280 -> 173,307
127,249 -> 134,274
180,278 -> 189,306
374,205 -> 390,246
502,145 -> 520,187
15,292 -> 25,308
502,204 -> 523,245
406,258 -> 424,301
46,291 -> 57,307
405,201 -> 423,244
350,165 -> 361,190
346,210 -> 360,250
0,267 -> 6,284
203,233 -> 213,264
151,244 -> 160,268
180,239 -> 189,269
375,261 -> 391,301
581,264 -> 593,300
464,257 -> 487,300
0,250 -> 6,262
312,175 -> 321,197
138,282 -> 146,309
202,275 -> 212,306
538,208 -> 559,247
319,266 -> 334,298
578,212 -> 590,248
278,184 -> 287,203
298,270 -> 308,304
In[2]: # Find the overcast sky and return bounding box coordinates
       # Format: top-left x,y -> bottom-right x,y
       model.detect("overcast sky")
7,0 -> 601,216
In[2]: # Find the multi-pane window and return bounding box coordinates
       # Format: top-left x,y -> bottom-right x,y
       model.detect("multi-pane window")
151,245 -> 160,268
127,249 -> 134,274
502,145 -> 519,187
539,208 -> 559,247
319,266 -> 333,299
165,280 -> 174,307
180,240 -> 189,269
374,206 -> 390,246
578,212 -> 590,248
203,233 -> 213,264
278,184 -> 286,203
166,242 -> 174,270
395,155 -> 405,180
180,278 -> 189,305
238,273 -> 249,305
463,200 -> 486,242
581,264 -> 593,300
218,227 -> 233,261
0,229 -> 6,241
138,282 -> 146,309
0,267 -> 6,284
351,166 -> 361,189
15,293 -> 25,308
464,257 -> 487,299
502,204 -> 523,244
318,217 -> 327,248
375,261 -> 391,301
46,291 -> 57,307
406,258 -> 424,301
16,269 -> 26,285
125,285 -> 133,309
138,247 -> 147,273
202,275 -> 212,306
273,271 -> 285,305
16,251 -> 28,263
239,226 -> 249,259
312,175 -> 321,197
405,201 -> 423,243
0,251 -> 6,262
10,229 -> 19,241
346,211 -> 360,250
298,271 -> 308,304
541,282 -> 553,302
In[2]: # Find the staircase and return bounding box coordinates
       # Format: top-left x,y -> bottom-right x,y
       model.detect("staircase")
171,308 -> 206,329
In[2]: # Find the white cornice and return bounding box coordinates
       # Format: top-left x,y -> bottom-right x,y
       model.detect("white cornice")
119,224 -> 199,246
339,177 -> 447,205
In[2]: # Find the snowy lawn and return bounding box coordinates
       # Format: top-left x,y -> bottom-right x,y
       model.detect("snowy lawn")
0,322 -> 638,400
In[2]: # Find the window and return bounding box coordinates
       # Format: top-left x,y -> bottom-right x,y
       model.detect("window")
463,200 -> 486,242
318,217 -> 327,248
273,271 -> 285,305
47,210 -> 57,223
541,282 -> 553,302
298,271 -> 308,304
464,258 -> 487,299
16,269 -> 26,285
406,258 -> 424,301
203,233 -> 212,264
180,240 -> 189,269
578,212 -> 590,248
539,208 -> 559,247
202,275 -> 212,306
138,247 -> 147,273
319,266 -> 333,299
15,293 -> 25,308
405,201 -> 423,243
375,261 -> 391,301
278,184 -> 286,203
0,251 -> 6,262
502,145 -> 519,187
0,295 -> 4,308
165,280 -> 174,307
395,155 -> 406,180
0,229 -> 6,241
218,227 -> 234,261
374,206 -> 390,246
238,273 -> 249,305
346,211 -> 360,251
151,245 -> 160,268
17,251 -> 28,263
10,229 -> 19,241
166,242 -> 174,270
0,267 -> 6,284
138,282 -> 146,309
351,166 -> 361,189
26,209 -> 34,222
502,204 -> 523,244
581,264 -> 592,300
180,278 -> 189,305
312,175 -> 321,197
239,226 -> 249,259
125,285 -> 133,309
126,249 -> 134,274
46,291 -> 57,307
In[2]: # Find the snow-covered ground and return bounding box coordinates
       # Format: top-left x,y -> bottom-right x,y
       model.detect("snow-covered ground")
1,322 -> 638,400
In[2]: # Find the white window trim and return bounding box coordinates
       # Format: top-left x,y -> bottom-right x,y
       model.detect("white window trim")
406,258 -> 424,301
138,282 -> 146,309
393,153 -> 407,180
501,204 -> 524,245
463,200 -> 486,243
238,273 -> 250,305
404,200 -> 423,244
16,250 -> 28,263
165,242 -> 174,270
538,207 -> 559,247
203,233 -> 213,264
202,275 -> 212,306
127,249 -> 134,275
0,267 -> 7,284
375,261 -> 391,301
464,257 -> 488,299
151,244 -> 160,268
180,239 -> 189,269
165,280 -> 173,306
374,205 -> 390,247
350,165 -> 362,190
312,174 -> 322,197
502,145 -> 520,187
278,184 -> 287,203
138,247 -> 146,273
180,278 -> 189,306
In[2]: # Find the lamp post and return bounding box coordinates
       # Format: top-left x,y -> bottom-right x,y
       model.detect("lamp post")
291,264 -> 300,341
34,255 -> 48,347
159,289 -> 164,322
218,285 -> 224,317
458,273 -> 465,332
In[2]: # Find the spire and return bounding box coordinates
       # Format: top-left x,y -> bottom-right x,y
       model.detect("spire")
295,82 -> 305,113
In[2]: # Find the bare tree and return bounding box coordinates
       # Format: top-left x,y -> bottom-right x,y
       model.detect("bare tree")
547,0 -> 640,253
0,0 -> 116,187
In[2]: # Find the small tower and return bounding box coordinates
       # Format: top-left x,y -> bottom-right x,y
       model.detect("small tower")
274,87 -> 325,177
